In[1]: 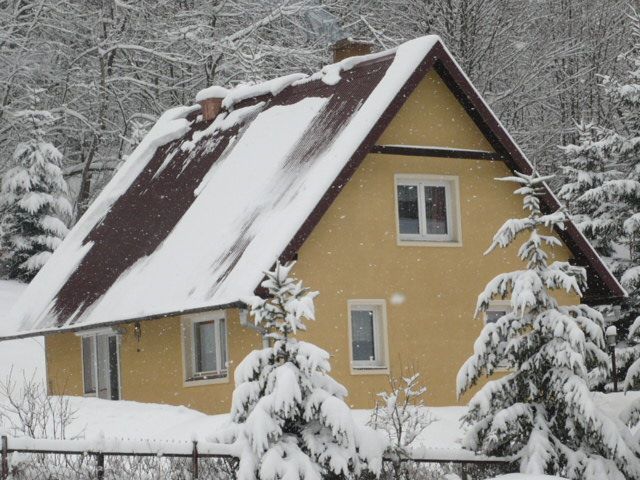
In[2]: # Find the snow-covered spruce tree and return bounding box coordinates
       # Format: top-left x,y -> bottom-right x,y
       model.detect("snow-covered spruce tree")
0,110 -> 71,281
558,121 -> 623,257
456,172 -> 640,480
558,7 -> 640,388
218,262 -> 386,480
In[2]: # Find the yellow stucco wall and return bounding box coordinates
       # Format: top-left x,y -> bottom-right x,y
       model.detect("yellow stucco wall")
46,68 -> 578,414
46,310 -> 263,413
376,70 -> 495,151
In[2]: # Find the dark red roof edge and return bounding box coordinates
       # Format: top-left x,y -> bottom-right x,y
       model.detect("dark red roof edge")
278,40 -> 625,304
1,301 -> 244,341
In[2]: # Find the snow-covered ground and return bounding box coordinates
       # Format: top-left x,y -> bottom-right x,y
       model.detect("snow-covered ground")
487,476 -> 567,480
47,397 -> 465,451
0,280 -> 44,385
0,277 -> 638,480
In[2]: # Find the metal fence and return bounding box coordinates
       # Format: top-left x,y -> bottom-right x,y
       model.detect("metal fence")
0,435 -> 514,480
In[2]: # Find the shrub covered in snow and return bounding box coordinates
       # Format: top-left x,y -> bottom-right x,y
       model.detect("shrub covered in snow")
369,372 -> 434,479
0,110 -> 71,281
217,262 -> 386,480
456,172 -> 640,480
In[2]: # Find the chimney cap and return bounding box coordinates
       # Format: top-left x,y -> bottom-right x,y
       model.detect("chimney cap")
330,37 -> 374,63
329,37 -> 374,52
195,85 -> 229,103
196,85 -> 229,122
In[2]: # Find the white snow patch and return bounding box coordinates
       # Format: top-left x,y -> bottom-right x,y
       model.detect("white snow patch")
0,281 -> 44,389
195,85 -> 230,103
487,475 -> 568,480
220,73 -> 307,109
390,292 -> 406,305
2,390 -> 637,469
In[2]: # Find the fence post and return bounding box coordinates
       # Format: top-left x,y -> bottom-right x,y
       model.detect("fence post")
192,441 -> 199,479
96,453 -> 104,480
1,435 -> 8,480
460,463 -> 468,480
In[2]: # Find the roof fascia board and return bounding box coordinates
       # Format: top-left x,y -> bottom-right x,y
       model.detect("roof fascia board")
0,301 -> 245,341
371,145 -> 502,160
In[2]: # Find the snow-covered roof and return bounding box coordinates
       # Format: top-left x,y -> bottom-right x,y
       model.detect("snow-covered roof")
1,36 -> 624,339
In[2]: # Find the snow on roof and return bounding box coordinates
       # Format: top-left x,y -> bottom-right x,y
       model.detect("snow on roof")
1,34 -> 623,339
1,36 -> 439,339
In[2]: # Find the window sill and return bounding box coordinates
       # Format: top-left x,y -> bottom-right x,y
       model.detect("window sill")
350,365 -> 390,376
183,374 -> 229,387
493,365 -> 511,373
397,238 -> 462,248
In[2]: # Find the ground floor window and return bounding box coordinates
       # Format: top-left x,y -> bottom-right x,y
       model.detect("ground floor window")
483,301 -> 512,370
182,311 -> 228,383
483,301 -> 511,325
81,333 -> 121,400
348,300 -> 388,372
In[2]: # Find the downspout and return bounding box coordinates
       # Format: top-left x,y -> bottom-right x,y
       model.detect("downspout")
239,308 -> 269,348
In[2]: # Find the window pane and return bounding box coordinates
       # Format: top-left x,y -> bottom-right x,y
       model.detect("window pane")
397,185 -> 420,234
96,336 -> 110,399
219,319 -> 227,370
486,310 -> 507,324
424,185 -> 448,235
195,322 -> 217,373
82,337 -> 96,394
352,310 -> 376,361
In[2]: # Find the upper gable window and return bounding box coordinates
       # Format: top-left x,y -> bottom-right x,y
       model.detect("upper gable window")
395,174 -> 461,244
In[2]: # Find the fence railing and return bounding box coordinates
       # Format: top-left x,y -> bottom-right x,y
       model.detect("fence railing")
0,434 -> 513,480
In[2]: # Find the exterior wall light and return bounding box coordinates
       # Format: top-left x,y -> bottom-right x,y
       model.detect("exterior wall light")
134,322 -> 142,352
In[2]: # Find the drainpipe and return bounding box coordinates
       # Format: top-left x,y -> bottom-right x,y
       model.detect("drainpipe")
239,308 -> 269,348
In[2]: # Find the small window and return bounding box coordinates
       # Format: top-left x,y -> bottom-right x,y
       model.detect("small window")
349,301 -> 388,370
183,312 -> 228,383
395,175 -> 460,243
484,302 -> 511,325
81,334 -> 121,400
483,302 -> 511,370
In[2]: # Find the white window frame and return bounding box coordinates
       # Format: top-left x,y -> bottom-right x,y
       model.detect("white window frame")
394,174 -> 462,246
483,300 -> 512,371
79,331 -> 122,400
483,300 -> 511,325
348,300 -> 389,374
182,311 -> 229,386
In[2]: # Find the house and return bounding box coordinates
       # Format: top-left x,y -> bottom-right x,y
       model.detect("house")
0,36 -> 624,415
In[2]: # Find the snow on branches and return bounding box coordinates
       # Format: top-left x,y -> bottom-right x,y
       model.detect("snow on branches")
0,110 -> 71,281
369,372 -> 433,479
457,172 -> 640,480
560,7 -> 640,396
218,262 -> 386,480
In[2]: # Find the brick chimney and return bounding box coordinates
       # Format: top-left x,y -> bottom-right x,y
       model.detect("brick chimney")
195,86 -> 229,122
199,98 -> 222,122
330,38 -> 373,63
